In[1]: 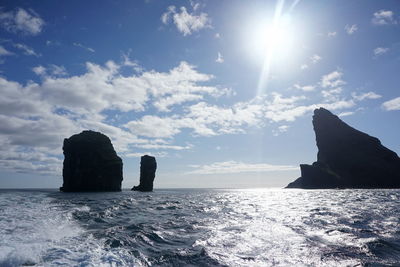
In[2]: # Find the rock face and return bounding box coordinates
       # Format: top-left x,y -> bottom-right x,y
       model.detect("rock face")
132,155 -> 157,192
286,108 -> 400,189
60,130 -> 123,192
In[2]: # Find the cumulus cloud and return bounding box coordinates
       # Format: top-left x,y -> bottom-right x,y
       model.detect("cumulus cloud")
187,160 -> 297,174
0,60 -> 229,175
36,60 -> 223,114
0,56 -> 377,176
322,87 -> 343,102
351,92 -> 382,101
293,83 -> 315,92
321,70 -> 346,88
0,8 -> 45,35
124,98 -> 265,138
264,91 -> 355,122
345,24 -> 358,35
382,97 -> 400,111
372,10 -> 397,25
33,64 -> 67,77
125,115 -> 181,138
374,47 -> 389,56
161,5 -> 211,36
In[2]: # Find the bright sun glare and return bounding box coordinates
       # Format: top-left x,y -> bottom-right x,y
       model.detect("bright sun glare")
251,15 -> 294,57
245,1 -> 300,96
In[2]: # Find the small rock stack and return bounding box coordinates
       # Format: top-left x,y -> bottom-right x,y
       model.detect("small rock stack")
132,155 -> 157,192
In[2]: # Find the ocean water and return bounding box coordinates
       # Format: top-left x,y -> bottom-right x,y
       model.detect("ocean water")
1,189 -> 400,266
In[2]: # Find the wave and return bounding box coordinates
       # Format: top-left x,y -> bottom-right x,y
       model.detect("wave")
1,189 -> 400,266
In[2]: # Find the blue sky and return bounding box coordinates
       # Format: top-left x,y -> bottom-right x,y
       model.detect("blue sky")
0,0 -> 399,188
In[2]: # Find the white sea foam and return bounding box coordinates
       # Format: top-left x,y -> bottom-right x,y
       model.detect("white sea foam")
0,191 -> 85,266
1,189 -> 400,266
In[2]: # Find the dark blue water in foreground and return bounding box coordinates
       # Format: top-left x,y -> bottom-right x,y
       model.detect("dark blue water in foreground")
1,188 -> 400,266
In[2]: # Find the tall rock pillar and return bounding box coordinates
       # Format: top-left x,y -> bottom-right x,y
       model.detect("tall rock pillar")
132,155 -> 157,192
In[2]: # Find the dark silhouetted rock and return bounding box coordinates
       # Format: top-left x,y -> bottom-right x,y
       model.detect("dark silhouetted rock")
132,155 -> 157,192
60,130 -> 123,192
286,108 -> 400,189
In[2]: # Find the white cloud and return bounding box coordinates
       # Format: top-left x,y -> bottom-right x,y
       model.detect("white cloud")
136,143 -> 192,150
351,91 -> 382,101
0,59 -> 233,175
382,97 -> 400,111
264,92 -> 355,122
161,5 -> 211,36
32,65 -> 46,76
125,151 -> 168,158
187,160 -> 297,174
73,42 -> 95,53
372,10 -> 397,25
321,70 -> 346,88
310,54 -> 322,64
294,83 -> 315,92
124,98 -> 265,139
300,54 -> 320,70
328,31 -> 337,38
215,33 -> 221,39
216,52 -> 224,63
0,55 -> 377,176
49,64 -> 68,76
338,111 -> 354,117
374,47 -> 389,56
0,45 -> 13,56
33,64 -> 67,77
124,115 -> 181,138
345,24 -> 358,35
14,43 -> 40,57
161,6 -> 175,24
322,87 -> 343,101
278,125 -> 289,132
0,8 -> 45,35
300,64 -> 308,70
46,40 -> 60,47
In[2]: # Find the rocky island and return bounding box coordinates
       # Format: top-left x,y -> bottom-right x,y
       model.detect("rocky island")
132,155 -> 157,192
60,130 -> 123,192
286,108 -> 400,189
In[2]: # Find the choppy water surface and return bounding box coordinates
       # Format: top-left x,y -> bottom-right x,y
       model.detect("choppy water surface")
1,188 -> 400,266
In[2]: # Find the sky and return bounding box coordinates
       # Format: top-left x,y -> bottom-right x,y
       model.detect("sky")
0,0 -> 399,189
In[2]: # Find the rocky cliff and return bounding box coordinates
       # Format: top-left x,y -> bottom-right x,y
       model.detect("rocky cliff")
60,130 -> 123,192
286,108 -> 400,189
132,155 -> 157,192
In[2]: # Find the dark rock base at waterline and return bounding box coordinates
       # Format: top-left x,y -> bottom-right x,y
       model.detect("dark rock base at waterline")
132,155 -> 157,192
286,108 -> 400,189
61,130 -> 123,192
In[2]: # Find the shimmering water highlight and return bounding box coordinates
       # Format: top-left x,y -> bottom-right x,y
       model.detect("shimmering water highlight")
1,188 -> 400,266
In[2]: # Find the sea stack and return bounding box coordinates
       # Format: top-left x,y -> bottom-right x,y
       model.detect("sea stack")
132,155 -> 157,192
60,130 -> 123,192
286,108 -> 400,189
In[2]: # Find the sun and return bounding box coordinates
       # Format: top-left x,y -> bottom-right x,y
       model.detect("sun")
243,9 -> 299,96
248,14 -> 295,64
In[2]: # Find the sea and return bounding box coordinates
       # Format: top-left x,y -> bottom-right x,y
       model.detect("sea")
1,189 -> 400,267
